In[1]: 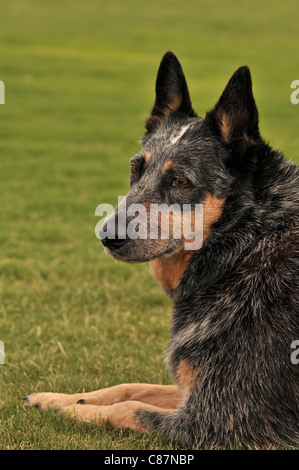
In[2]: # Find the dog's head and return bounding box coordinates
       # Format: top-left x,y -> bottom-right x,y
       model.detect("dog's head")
101,52 -> 262,262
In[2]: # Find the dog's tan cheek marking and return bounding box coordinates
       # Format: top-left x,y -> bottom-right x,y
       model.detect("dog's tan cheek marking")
202,193 -> 225,241
150,249 -> 194,291
150,195 -> 225,290
149,211 -> 196,291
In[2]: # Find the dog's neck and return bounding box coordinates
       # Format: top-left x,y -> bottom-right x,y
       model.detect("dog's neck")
149,249 -> 195,293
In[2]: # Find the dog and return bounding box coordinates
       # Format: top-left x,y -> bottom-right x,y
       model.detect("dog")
24,52 -> 299,449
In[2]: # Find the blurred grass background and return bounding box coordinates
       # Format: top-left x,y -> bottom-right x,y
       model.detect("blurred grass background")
0,0 -> 298,450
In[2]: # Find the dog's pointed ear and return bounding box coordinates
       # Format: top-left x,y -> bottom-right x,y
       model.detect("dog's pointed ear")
205,66 -> 260,151
144,52 -> 196,137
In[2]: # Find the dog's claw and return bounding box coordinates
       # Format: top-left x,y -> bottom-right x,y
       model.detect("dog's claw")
22,392 -> 83,409
76,399 -> 85,404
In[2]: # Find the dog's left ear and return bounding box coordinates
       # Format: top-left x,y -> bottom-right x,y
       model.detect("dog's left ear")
144,52 -> 196,138
205,66 -> 261,165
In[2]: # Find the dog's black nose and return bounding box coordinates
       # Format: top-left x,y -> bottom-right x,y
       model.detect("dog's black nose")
101,236 -> 126,250
100,221 -> 127,250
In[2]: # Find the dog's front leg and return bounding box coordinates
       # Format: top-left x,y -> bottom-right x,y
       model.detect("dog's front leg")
60,400 -> 174,433
23,384 -> 182,410
76,383 -> 182,408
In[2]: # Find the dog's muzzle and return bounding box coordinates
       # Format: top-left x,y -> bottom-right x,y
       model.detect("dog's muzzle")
100,215 -> 128,251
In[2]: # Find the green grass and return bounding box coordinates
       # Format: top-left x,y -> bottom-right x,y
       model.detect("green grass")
0,0 -> 298,450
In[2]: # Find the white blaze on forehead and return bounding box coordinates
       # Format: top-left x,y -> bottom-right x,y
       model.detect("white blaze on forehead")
170,123 -> 192,145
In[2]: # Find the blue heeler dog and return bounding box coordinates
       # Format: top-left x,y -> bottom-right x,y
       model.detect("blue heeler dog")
23,52 -> 299,449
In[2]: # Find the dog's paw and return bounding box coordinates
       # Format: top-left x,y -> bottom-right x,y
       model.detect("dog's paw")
22,392 -> 80,410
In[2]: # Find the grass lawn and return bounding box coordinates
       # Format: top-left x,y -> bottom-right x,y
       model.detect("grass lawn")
0,0 -> 298,450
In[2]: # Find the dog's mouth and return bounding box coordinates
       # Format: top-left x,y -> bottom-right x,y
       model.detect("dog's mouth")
102,237 -> 183,263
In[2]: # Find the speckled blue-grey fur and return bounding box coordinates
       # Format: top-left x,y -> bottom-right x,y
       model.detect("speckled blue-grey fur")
103,52 -> 299,449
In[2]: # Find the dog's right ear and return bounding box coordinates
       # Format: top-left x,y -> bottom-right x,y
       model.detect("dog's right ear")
144,52 -> 196,139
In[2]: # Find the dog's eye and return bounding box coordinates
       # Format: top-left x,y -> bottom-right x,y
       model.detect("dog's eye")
131,164 -> 139,175
172,177 -> 188,188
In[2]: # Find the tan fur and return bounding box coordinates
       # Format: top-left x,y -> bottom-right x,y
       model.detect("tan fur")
24,384 -> 181,409
219,110 -> 232,143
202,193 -> 225,240
77,383 -> 182,408
216,107 -> 258,146
145,95 -> 182,132
62,401 -> 174,432
164,94 -> 182,116
24,385 -> 182,433
162,160 -> 174,173
176,360 -> 195,395
144,151 -> 151,165
150,249 -> 194,291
